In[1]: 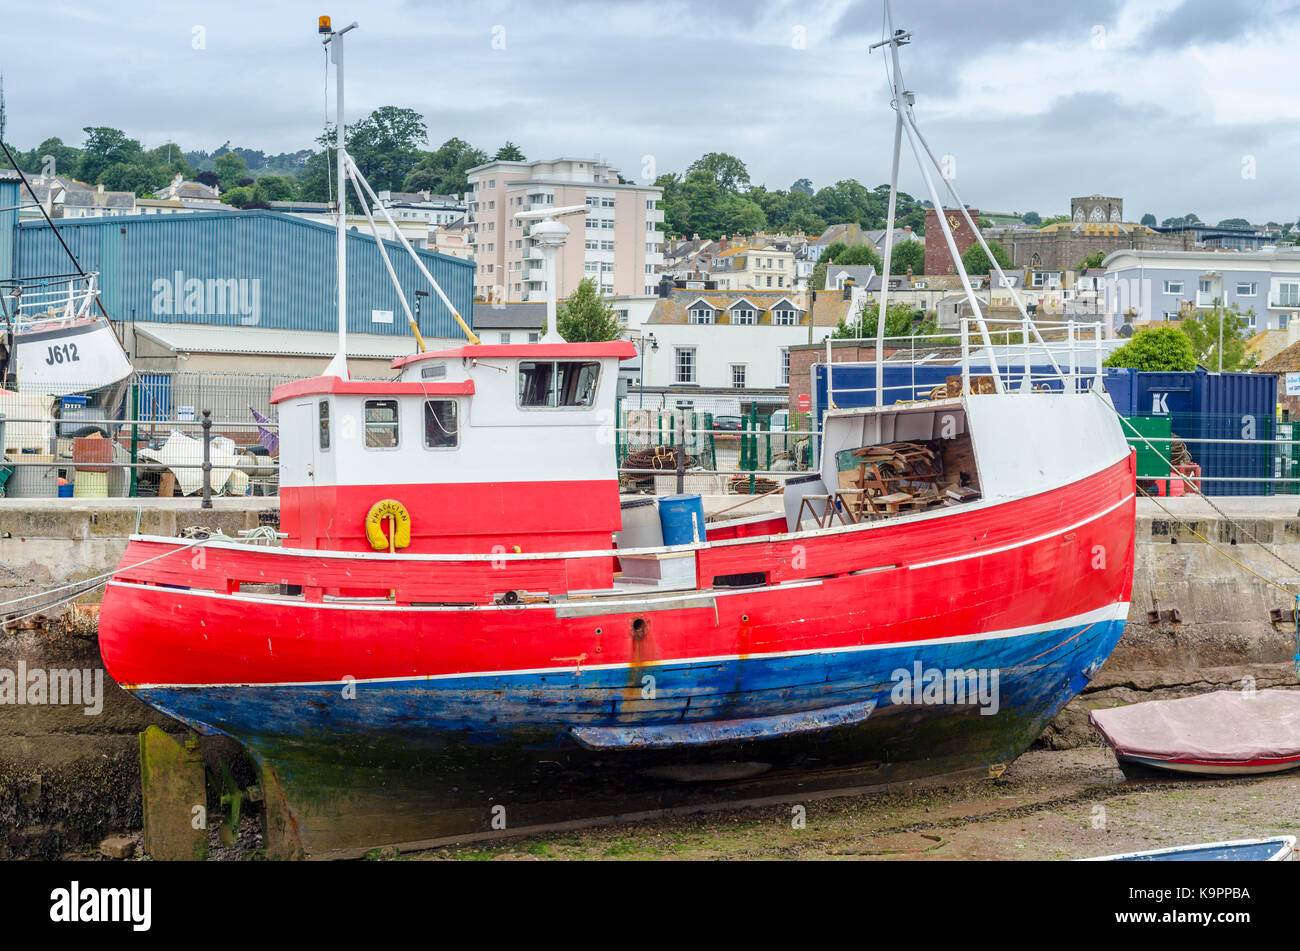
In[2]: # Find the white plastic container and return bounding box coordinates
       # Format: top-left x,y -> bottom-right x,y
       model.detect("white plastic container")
614,497 -> 663,550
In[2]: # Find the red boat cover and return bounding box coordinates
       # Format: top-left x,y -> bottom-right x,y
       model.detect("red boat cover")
1090,689 -> 1300,763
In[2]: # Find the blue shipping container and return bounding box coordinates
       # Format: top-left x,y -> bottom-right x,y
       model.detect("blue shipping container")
1103,368 -> 1277,496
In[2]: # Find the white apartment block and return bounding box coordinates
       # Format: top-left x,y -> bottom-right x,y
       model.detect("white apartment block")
464,157 -> 664,303
1104,248 -> 1300,330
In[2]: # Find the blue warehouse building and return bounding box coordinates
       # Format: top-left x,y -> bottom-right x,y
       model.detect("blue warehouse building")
0,171 -> 476,379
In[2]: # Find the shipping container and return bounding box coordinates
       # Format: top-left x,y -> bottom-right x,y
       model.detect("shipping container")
1103,368 -> 1277,496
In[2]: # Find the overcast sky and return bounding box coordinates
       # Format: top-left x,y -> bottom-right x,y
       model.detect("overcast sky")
2,0 -> 1297,223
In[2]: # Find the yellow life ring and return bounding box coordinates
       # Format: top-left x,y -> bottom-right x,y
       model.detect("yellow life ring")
365,499 -> 411,551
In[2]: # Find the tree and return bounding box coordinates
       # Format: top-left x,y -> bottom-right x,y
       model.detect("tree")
79,126 -> 144,182
494,141 -> 525,161
1103,327 -> 1197,371
195,170 -> 220,188
834,244 -> 881,268
1140,213 -> 1157,226
1078,250 -> 1106,270
99,162 -> 167,196
213,151 -> 248,191
686,152 -> 750,193
1021,211 -> 1041,225
557,278 -> 621,342
26,137 -> 81,178
1217,217 -> 1251,230
1181,305 -> 1256,371
252,175 -> 298,203
221,186 -> 254,209
400,136 -> 488,196
889,240 -> 925,274
834,301 -> 922,339
791,177 -> 814,196
347,106 -> 428,192
960,240 -> 1011,275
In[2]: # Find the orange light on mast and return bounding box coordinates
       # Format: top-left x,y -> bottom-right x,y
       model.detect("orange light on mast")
318,15 -> 332,34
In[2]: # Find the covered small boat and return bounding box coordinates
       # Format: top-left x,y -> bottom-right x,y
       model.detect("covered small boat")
1091,690 -> 1300,776
1084,836 -> 1295,861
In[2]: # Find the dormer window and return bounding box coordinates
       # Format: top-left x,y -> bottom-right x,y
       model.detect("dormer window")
688,306 -> 715,324
731,307 -> 757,324
518,361 -> 601,409
771,308 -> 798,325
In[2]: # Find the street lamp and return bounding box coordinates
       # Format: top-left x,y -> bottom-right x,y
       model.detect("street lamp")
639,332 -> 658,407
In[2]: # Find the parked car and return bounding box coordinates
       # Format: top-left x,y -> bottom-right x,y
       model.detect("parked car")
712,415 -> 743,433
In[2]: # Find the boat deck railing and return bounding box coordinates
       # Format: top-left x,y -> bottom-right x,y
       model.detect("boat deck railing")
1,272 -> 101,332
824,318 -> 1109,412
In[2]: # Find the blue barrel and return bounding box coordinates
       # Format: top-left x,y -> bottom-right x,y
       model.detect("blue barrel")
659,494 -> 706,545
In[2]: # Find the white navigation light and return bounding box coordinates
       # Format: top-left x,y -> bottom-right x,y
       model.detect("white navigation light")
513,204 -> 588,343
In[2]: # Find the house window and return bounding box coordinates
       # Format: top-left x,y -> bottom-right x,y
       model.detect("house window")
518,361 -> 601,408
1237,282 -> 1258,296
772,308 -> 798,325
1199,280 -> 1213,294
780,349 -> 790,386
675,347 -> 696,384
318,401 -> 330,450
1163,280 -> 1184,295
1278,282 -> 1300,307
500,332 -> 512,344
364,400 -> 400,449
731,308 -> 757,324
731,364 -> 747,389
689,307 -> 715,324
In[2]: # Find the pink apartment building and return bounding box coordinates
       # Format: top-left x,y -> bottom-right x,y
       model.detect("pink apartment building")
464,157 -> 664,303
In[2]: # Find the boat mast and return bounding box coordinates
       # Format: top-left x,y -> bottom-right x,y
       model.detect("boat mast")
869,6 -> 909,406
321,16 -> 357,380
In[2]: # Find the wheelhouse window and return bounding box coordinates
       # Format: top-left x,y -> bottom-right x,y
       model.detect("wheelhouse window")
318,401 -> 330,450
364,400 -> 399,449
424,400 -> 458,449
518,361 -> 601,408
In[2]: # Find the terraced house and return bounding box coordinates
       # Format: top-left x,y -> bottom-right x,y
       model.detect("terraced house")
638,289 -> 845,408
710,244 -> 796,291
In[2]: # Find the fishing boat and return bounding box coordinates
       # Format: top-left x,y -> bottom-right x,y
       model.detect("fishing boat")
1083,837 -> 1295,862
1092,690 -> 1300,777
97,12 -> 1137,857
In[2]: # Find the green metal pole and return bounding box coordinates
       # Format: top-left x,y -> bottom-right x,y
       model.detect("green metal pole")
129,383 -> 139,498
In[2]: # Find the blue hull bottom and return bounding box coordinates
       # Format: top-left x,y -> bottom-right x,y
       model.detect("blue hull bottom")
134,615 -> 1126,856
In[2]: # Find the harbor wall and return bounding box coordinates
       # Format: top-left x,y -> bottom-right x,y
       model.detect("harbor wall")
2,495 -> 1298,855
